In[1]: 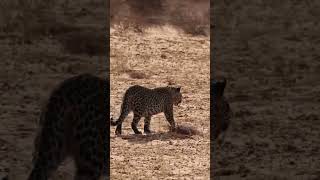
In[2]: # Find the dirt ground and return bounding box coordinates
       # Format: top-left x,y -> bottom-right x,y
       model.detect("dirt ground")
0,0 -> 107,179
212,1 -> 320,179
110,26 -> 210,179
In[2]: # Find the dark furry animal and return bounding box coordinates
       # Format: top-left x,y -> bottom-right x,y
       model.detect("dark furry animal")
212,77 -> 232,144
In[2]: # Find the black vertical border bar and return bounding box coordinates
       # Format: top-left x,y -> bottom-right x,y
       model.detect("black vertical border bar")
105,0 -> 111,179
210,0 -> 215,179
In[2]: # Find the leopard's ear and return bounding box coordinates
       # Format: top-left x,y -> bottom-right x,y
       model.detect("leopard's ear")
176,87 -> 181,92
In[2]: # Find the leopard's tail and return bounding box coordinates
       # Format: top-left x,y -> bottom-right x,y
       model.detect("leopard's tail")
110,97 -> 130,126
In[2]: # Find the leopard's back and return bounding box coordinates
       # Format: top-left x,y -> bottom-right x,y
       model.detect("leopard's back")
122,85 -> 178,116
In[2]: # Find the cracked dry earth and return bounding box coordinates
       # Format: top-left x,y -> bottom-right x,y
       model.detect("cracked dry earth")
110,27 -> 210,179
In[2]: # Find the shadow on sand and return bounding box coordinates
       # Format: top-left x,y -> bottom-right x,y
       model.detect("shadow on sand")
111,131 -> 196,144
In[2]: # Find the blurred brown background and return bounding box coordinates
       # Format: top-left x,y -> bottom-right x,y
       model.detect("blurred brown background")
0,0 -> 107,179
212,0 -> 320,179
110,0 -> 209,36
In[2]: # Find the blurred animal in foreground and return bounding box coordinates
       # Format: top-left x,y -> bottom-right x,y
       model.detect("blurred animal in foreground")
27,74 -> 109,180
212,77 -> 232,145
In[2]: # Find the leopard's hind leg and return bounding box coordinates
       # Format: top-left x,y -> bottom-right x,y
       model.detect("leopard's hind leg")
27,120 -> 66,180
112,102 -> 130,135
131,113 -> 142,134
144,116 -> 153,134
74,119 -> 104,180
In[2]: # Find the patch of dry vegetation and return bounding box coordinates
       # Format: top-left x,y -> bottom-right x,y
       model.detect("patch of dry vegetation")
110,0 -> 209,36
175,124 -> 201,136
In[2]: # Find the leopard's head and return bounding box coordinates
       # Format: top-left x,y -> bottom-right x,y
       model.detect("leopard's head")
212,77 -> 226,98
168,86 -> 182,106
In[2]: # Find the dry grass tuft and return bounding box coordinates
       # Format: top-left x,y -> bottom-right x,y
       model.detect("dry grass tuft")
126,70 -> 148,79
174,124 -> 201,136
166,78 -> 175,85
111,57 -> 149,79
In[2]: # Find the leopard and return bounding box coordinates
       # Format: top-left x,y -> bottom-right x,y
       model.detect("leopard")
211,77 -> 232,145
110,85 -> 182,135
27,73 -> 109,180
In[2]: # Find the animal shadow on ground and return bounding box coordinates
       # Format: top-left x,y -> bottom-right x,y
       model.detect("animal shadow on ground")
111,132 -> 196,144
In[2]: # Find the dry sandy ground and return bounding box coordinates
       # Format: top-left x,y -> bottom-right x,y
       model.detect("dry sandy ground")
212,0 -> 320,179
110,26 -> 210,179
0,0 -> 107,179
